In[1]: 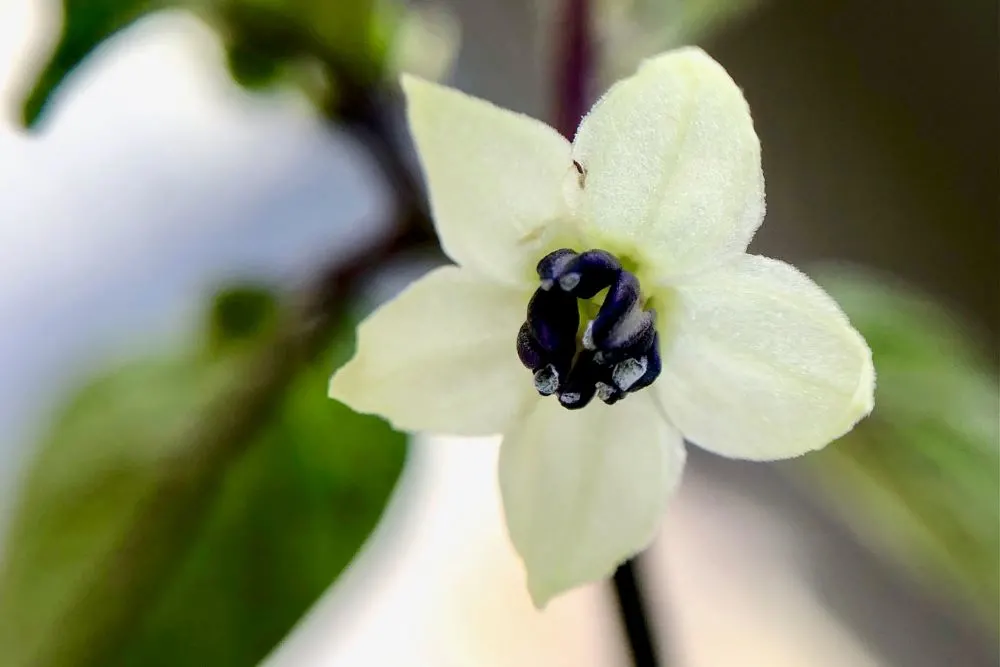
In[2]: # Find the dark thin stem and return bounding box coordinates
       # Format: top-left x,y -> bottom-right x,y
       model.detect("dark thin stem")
553,0 -> 593,140
613,560 -> 661,667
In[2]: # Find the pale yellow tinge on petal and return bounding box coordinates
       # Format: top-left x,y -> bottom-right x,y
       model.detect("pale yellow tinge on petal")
572,47 -> 765,282
329,266 -> 537,436
498,393 -> 686,608
654,255 -> 875,460
401,75 -> 575,287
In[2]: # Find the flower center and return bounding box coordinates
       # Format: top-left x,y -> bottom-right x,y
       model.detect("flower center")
515,248 -> 662,410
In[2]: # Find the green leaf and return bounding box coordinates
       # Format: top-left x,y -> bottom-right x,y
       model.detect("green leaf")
0,295 -> 406,667
21,0 -> 160,126
808,267 -> 999,624
209,284 -> 280,346
211,0 -> 399,94
116,346 -> 405,667
19,0 -> 401,126
223,0 -> 392,68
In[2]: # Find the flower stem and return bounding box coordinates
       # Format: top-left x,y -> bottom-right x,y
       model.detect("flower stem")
553,0 -> 594,140
613,559 -> 662,667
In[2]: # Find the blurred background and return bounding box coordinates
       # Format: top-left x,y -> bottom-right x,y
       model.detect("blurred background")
0,0 -> 996,666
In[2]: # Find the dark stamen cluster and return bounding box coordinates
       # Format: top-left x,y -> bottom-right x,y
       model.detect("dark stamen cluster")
516,249 -> 662,410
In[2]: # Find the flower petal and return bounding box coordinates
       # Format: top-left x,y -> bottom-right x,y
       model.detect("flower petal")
498,393 -> 686,607
329,266 -> 536,436
401,75 -> 574,286
571,47 -> 764,280
655,255 -> 875,460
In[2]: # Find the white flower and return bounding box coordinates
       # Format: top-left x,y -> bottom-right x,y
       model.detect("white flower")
329,47 -> 875,607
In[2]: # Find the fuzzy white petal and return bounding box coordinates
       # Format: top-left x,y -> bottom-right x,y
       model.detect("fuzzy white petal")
402,75 -> 575,286
571,47 -> 764,280
656,255 -> 875,460
498,393 -> 686,607
329,266 -> 536,436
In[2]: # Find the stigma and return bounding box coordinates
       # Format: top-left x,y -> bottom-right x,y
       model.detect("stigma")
516,248 -> 662,409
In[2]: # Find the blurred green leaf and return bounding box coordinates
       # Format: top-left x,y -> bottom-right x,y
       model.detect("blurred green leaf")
214,0 -> 396,79
20,0 -> 400,127
0,291 -> 406,667
116,344 -> 405,667
209,284 -> 280,346
21,0 -> 158,126
809,268 -> 999,625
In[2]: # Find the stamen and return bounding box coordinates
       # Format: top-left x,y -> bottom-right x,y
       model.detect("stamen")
595,382 -> 617,402
533,364 -> 560,396
555,250 -> 621,299
607,307 -> 651,349
518,248 -> 662,410
556,350 -> 602,410
582,320 -> 596,350
613,356 -> 648,391
516,322 -> 545,370
526,287 -> 579,375
536,249 -> 577,284
588,271 -> 641,351
558,272 -> 581,292
622,333 -> 662,394
594,310 -> 656,366
596,383 -> 625,405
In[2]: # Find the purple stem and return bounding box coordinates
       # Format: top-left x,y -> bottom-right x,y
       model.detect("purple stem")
553,0 -> 593,140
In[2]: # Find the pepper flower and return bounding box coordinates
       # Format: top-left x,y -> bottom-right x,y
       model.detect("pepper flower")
329,47 -> 875,607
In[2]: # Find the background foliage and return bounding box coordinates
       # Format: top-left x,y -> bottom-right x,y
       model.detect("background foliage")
0,286 -> 407,667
